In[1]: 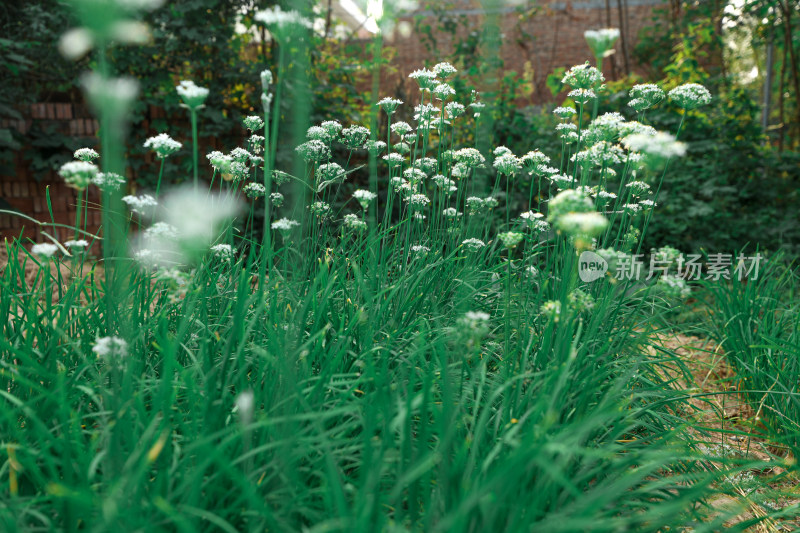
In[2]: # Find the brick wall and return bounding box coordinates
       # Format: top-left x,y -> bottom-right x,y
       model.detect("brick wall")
386,0 -> 663,102
0,103 -> 221,249
1,102 -> 102,246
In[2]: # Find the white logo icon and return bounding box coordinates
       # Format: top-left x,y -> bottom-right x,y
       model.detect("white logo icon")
579,251 -> 608,282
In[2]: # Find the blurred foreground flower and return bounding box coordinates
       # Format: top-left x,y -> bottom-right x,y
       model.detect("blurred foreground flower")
584,28 -> 620,59
132,187 -> 241,268
32,243 -> 59,259
93,335 -> 128,359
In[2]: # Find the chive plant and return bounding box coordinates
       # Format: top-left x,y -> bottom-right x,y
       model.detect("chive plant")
1,2 -> 794,531
700,255 -> 800,458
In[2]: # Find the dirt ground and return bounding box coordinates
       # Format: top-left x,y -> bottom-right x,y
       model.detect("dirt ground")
653,331 -> 800,532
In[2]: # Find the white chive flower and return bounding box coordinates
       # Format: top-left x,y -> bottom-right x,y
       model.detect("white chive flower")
432,175 -> 455,191
122,194 -> 158,215
520,210 -> 544,223
295,140 -> 331,162
74,147 -> 99,162
144,222 -> 179,240
243,182 -> 266,199
176,80 -> 209,110
465,197 -> 485,212
521,150 -> 551,172
353,189 -> 377,209
207,151 -> 232,172
568,88 -> 597,104
407,193 -> 430,208
403,168 -> 427,186
668,83 -> 712,110
408,68 -> 437,90
458,311 -> 490,335
411,244 -> 431,256
343,213 -> 367,231
341,125 -> 370,150
144,133 -> 182,158
382,152 -> 405,167
493,152 -> 521,176
235,390 -> 254,425
270,192 -> 284,207
433,62 -> 457,79
626,181 -> 651,196
562,62 -> 605,89
391,121 -> 413,137
556,212 -> 609,238
414,157 -> 438,176
244,115 -> 264,132
622,131 -> 686,159
320,120 -> 343,138
628,84 -> 665,111
317,162 -> 345,183
461,238 -> 485,252
65,239 -> 89,249
306,125 -> 330,142
260,69 -> 273,91
547,189 -> 594,222
445,102 -> 465,119
59,161 -> 98,190
254,6 -> 313,30
498,231 -> 524,248
639,199 -> 656,209
210,243 -> 234,263
92,171 -> 126,191
433,83 -> 455,101
540,300 -> 562,322
310,201 -> 331,217
377,97 -> 403,114
454,147 -> 486,169
272,218 -> 300,234
364,140 -> 387,154
249,135 -> 265,154
553,106 -> 577,119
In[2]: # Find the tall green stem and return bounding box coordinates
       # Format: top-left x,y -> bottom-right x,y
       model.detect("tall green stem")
636,113 -> 686,253
592,57 -> 603,120
265,45 -> 286,279
190,110 -> 199,189
155,158 -> 165,198
504,251 -> 512,361
74,191 -> 82,240
368,32 -> 382,228
260,107 -> 272,285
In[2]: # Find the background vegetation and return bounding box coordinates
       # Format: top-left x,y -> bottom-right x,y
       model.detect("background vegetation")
1,1 -> 799,531
2,0 -> 799,254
